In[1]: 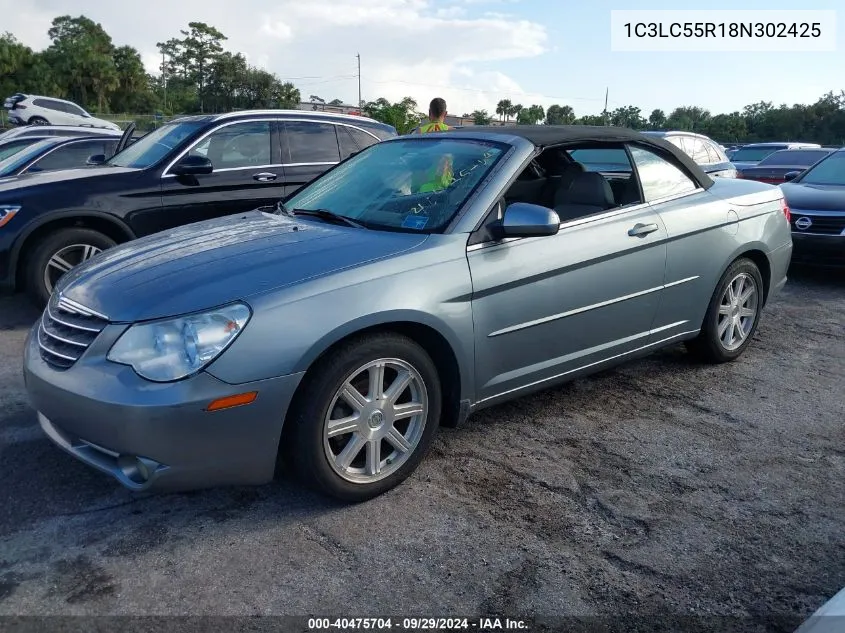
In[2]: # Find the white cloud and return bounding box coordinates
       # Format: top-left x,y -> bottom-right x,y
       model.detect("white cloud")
1,0 -> 549,115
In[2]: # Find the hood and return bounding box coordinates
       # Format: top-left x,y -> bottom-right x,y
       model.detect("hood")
0,165 -> 138,195
57,210 -> 429,322
781,182 -> 845,211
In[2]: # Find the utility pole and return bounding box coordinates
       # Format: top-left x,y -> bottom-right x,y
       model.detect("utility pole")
162,51 -> 167,113
603,87 -> 609,126
356,53 -> 362,108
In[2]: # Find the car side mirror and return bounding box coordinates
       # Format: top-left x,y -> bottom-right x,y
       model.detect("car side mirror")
783,171 -> 800,182
171,155 -> 213,176
87,154 -> 106,166
497,202 -> 560,238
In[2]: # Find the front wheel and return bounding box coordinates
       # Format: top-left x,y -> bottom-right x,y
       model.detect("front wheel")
685,257 -> 764,363
283,333 -> 442,502
24,228 -> 116,308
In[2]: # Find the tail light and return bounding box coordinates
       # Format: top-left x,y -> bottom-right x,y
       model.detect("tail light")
781,198 -> 790,223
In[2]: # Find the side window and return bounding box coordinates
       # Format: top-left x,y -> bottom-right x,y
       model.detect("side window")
336,126 -> 379,160
689,138 -> 711,165
336,125 -> 379,160
65,103 -> 86,117
32,98 -> 53,110
628,145 -> 698,202
283,121 -> 340,164
185,121 -> 272,170
25,140 -> 107,173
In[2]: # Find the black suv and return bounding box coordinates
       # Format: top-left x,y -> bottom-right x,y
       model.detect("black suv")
0,110 -> 396,305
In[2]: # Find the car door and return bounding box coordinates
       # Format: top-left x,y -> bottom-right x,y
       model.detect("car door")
21,138 -> 119,175
468,148 -> 669,404
626,143 -> 728,341
280,120 -> 341,196
158,119 -> 284,229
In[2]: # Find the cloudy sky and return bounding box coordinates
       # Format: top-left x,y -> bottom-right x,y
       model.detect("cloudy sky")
2,0 -> 843,118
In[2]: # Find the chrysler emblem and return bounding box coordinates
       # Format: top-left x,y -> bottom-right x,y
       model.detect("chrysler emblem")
794,216 -> 812,230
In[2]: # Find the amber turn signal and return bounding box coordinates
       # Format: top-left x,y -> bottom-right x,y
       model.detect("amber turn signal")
206,391 -> 258,411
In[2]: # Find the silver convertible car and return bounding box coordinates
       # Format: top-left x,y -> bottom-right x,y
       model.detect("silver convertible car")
23,126 -> 793,501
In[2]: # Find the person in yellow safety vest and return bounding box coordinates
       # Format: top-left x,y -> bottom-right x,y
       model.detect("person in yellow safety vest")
415,97 -> 451,134
414,98 -> 454,192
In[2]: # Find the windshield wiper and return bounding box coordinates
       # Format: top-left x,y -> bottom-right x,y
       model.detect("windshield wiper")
289,208 -> 365,228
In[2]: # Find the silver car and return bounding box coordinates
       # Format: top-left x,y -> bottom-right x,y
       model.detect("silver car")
23,126 -> 793,501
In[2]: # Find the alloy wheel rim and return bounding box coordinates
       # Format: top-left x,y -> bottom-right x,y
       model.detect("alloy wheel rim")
323,358 -> 428,484
43,243 -> 102,293
717,272 -> 758,351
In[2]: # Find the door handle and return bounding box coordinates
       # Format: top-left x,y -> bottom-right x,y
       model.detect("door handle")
253,172 -> 278,182
628,222 -> 659,237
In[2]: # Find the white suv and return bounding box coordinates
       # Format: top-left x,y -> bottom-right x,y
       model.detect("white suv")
4,93 -> 121,131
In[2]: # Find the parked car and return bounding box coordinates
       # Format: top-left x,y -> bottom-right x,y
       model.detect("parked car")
730,142 -> 822,171
0,135 -> 125,178
737,148 -> 834,184
779,147 -> 845,266
22,125 -> 792,501
4,93 -> 121,130
643,131 -> 737,177
0,110 -> 396,306
0,124 -> 124,142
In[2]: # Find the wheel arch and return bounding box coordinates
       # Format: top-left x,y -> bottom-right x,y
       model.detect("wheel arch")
287,314 -> 469,430
720,245 -> 772,306
11,211 -> 136,290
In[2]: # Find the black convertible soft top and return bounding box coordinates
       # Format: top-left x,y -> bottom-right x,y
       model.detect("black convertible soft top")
453,125 -> 715,190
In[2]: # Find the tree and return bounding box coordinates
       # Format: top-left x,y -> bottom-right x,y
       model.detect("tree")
310,95 -> 325,110
545,104 -> 575,125
517,104 -> 545,125
0,33 -> 59,98
470,109 -> 492,125
648,109 -> 666,129
179,22 -> 227,112
510,103 -> 524,121
110,46 -> 156,113
666,106 -> 711,131
577,114 -> 606,126
609,105 -> 646,129
496,99 -> 512,121
362,97 -> 422,134
329,98 -> 344,106
44,15 -> 119,111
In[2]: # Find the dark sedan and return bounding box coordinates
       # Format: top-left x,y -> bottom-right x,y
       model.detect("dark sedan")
738,148 -> 834,185
0,135 -> 121,178
779,148 -> 845,266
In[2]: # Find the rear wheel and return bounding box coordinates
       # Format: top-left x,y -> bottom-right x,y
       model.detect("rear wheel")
283,333 -> 442,502
24,228 -> 116,307
685,258 -> 763,363
28,116 -> 48,126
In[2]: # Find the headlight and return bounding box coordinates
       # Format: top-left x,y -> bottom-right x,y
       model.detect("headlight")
0,205 -> 21,228
107,303 -> 251,382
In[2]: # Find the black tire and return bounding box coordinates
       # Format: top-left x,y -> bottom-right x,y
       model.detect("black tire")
24,228 -> 116,308
685,257 -> 764,363
283,332 -> 442,502
28,116 -> 48,126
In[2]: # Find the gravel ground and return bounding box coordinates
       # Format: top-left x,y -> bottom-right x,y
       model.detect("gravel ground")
0,266 -> 842,630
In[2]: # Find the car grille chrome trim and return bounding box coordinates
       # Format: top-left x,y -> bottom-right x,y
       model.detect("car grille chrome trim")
790,213 -> 845,236
38,296 -> 109,369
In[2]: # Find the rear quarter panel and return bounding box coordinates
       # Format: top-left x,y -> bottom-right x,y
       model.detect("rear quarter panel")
653,179 -> 789,334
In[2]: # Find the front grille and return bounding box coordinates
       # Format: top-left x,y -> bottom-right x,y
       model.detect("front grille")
38,296 -> 109,369
791,214 -> 845,236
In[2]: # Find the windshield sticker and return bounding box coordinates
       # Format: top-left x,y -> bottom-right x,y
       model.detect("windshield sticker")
402,215 -> 429,230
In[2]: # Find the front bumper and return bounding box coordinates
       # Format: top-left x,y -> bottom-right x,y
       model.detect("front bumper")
790,232 -> 845,267
24,323 -> 304,492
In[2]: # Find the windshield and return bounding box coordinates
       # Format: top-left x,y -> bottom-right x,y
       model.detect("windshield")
568,148 -> 631,172
283,137 -> 508,233
758,149 -> 831,166
0,139 -> 57,176
730,146 -> 785,162
796,151 -> 845,185
0,139 -> 39,161
107,121 -> 204,169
